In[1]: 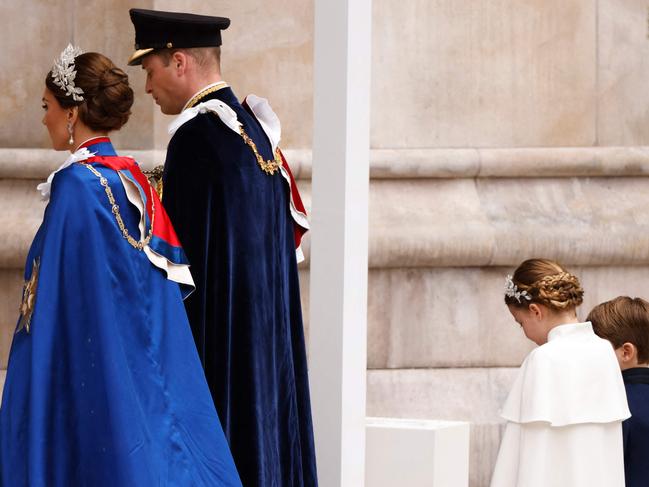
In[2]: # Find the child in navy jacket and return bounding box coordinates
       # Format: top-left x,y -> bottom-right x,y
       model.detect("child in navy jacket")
589,296 -> 649,487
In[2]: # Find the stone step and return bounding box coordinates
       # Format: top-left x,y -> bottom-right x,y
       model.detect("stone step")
4,147 -> 649,180
4,174 -> 649,269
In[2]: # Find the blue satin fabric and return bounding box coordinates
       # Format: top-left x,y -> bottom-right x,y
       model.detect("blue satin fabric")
163,88 -> 318,487
0,142 -> 242,487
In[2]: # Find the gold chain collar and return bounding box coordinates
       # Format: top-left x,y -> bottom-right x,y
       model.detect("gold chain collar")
185,82 -> 228,110
84,164 -> 155,251
241,131 -> 282,175
185,83 -> 282,176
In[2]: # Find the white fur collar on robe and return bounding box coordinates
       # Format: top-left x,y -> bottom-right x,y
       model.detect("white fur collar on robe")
501,322 -> 630,426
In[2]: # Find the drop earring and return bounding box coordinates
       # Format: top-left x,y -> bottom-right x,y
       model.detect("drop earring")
67,121 -> 74,146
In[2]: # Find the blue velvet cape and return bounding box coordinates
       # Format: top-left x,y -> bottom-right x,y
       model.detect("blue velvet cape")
162,87 -> 318,487
0,140 -> 242,487
621,367 -> 649,487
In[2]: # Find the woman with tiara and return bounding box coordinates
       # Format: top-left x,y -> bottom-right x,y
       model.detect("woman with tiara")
0,46 -> 242,486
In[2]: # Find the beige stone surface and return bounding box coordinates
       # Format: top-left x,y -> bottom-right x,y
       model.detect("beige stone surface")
597,0 -> 649,146
298,268 -> 310,346
0,270 -> 22,369
368,265 -> 649,369
578,265 -> 649,313
0,0 -> 72,148
371,146 -> 649,179
370,178 -> 495,267
479,177 -> 649,266
366,367 -> 515,428
371,0 -> 597,148
475,146 -> 649,178
470,423 -> 505,487
370,176 -> 649,268
0,181 -> 45,269
5,0 -> 649,153
367,268 -> 535,369
367,368 -> 517,487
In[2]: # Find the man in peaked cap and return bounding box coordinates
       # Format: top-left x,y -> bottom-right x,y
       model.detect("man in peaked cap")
127,8 -> 317,487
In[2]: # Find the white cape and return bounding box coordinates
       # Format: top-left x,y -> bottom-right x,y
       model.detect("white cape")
491,322 -> 630,487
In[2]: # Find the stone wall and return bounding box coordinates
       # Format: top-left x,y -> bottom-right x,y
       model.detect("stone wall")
2,1 -> 649,486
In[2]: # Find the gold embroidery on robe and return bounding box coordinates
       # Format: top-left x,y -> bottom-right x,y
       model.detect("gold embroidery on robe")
17,258 -> 40,334
144,165 -> 164,201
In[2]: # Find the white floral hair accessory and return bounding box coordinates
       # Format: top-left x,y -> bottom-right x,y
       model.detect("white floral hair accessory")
52,44 -> 84,102
504,275 -> 532,303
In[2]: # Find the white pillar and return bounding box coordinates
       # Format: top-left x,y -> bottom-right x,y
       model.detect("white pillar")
309,0 -> 372,486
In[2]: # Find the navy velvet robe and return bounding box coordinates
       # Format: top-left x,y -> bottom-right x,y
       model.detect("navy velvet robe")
621,367 -> 649,487
0,140 -> 241,486
162,86 -> 318,487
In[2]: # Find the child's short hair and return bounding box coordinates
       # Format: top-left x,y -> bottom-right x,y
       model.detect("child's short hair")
588,296 -> 649,363
504,258 -> 584,310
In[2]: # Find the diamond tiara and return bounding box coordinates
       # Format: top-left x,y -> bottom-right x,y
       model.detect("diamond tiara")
51,44 -> 84,102
504,275 -> 532,303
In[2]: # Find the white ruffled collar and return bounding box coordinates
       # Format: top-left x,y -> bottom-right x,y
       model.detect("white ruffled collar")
169,99 -> 242,137
244,94 -> 281,152
36,147 -> 96,200
168,93 -> 283,152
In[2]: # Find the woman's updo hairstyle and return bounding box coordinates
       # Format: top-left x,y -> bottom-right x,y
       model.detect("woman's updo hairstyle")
45,52 -> 133,132
505,258 -> 584,310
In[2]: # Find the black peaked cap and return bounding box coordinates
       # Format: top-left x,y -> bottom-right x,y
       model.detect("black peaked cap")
128,8 -> 230,65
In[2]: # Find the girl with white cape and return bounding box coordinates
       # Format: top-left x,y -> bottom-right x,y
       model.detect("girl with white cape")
490,259 -> 630,487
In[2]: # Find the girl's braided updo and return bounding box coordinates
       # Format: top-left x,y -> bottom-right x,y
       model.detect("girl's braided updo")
505,259 -> 584,310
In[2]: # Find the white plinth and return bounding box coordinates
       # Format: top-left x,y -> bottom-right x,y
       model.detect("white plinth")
365,417 -> 470,487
